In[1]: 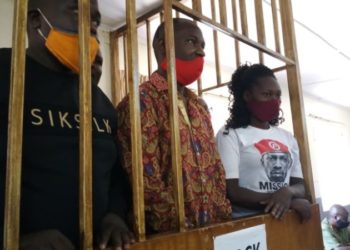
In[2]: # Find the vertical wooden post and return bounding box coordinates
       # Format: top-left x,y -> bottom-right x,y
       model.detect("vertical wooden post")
239,0 -> 249,36
232,0 -> 241,67
126,0 -> 146,241
78,0 -> 93,249
123,35 -> 129,94
219,0 -> 227,26
211,0 -> 222,85
164,0 -> 186,232
146,20 -> 153,78
271,0 -> 281,53
279,0 -> 316,202
255,0 -> 266,63
4,0 -> 28,249
192,0 -> 202,13
110,32 -> 122,106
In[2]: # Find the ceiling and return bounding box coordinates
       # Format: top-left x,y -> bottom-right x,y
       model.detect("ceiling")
98,0 -> 350,108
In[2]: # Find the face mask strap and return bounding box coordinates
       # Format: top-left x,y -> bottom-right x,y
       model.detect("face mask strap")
36,8 -> 53,29
36,8 -> 53,41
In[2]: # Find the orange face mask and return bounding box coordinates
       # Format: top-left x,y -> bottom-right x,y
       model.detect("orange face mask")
37,8 -> 99,73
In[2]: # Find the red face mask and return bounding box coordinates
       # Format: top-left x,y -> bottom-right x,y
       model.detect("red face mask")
247,99 -> 281,122
161,57 -> 204,86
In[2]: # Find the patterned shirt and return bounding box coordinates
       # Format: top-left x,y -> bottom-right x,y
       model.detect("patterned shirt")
116,72 -> 232,233
322,218 -> 350,250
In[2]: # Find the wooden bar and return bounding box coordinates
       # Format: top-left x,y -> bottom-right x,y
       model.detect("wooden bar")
110,33 -> 123,106
163,0 -> 186,232
201,82 -> 229,93
211,0 -> 222,85
146,20 -> 153,78
232,0 -> 240,67
219,0 -> 227,26
272,65 -> 288,73
127,204 -> 323,250
192,0 -> 202,14
126,0 -> 146,240
3,0 -> 28,249
123,35 -> 129,93
78,0 -> 93,249
160,11 -> 164,22
271,0 -> 281,53
239,0 -> 248,36
197,78 -> 203,96
172,1 -> 295,65
114,5 -> 163,36
279,0 -> 316,203
255,0 -> 266,63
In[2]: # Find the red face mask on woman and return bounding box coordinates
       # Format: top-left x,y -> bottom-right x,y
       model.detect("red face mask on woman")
246,99 -> 281,122
161,56 -> 204,86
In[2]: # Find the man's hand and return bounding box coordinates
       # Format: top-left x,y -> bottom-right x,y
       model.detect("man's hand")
260,187 -> 293,219
20,229 -> 75,250
290,198 -> 312,223
98,213 -> 135,250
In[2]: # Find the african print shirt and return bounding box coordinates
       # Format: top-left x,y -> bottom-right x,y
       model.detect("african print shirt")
116,72 -> 232,233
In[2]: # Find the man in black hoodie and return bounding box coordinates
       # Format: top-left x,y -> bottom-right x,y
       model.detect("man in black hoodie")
0,0 -> 134,249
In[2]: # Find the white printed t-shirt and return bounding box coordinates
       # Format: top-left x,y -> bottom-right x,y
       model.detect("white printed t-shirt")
216,125 -> 303,217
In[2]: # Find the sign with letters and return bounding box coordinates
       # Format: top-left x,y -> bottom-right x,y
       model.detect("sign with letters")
213,224 -> 267,250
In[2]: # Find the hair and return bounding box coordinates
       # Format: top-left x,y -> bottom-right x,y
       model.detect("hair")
152,18 -> 197,61
28,0 -> 48,10
225,63 -> 284,130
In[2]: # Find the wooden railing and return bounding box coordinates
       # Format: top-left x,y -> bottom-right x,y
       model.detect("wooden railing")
128,204 -> 323,250
109,0 -> 317,244
3,0 -> 321,249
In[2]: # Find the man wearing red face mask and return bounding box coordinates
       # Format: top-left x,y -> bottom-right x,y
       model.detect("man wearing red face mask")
0,0 -> 134,249
116,18 -> 232,233
216,64 -> 311,221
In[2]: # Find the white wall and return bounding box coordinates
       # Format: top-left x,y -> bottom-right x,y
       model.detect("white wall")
0,0 -> 14,48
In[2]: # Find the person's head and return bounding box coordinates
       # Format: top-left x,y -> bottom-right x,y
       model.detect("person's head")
255,139 -> 292,182
27,0 -> 101,73
225,64 -> 284,129
328,204 -> 349,230
152,18 -> 205,86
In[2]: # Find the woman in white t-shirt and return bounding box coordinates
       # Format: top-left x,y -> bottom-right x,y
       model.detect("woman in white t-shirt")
216,64 -> 311,221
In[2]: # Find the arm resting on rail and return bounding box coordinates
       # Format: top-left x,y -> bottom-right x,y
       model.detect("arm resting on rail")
227,177 -> 310,220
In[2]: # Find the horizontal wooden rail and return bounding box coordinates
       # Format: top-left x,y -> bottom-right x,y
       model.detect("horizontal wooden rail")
201,82 -> 229,93
115,5 -> 163,36
172,1 -> 295,65
124,204 -> 322,250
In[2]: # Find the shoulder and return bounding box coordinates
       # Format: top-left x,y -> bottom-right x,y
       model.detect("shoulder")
185,89 -> 210,112
216,126 -> 239,142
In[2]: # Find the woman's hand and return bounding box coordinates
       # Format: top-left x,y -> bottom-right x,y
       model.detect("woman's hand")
290,198 -> 312,223
260,187 -> 293,219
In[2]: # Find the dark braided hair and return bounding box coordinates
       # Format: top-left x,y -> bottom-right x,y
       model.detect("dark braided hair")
225,63 -> 284,130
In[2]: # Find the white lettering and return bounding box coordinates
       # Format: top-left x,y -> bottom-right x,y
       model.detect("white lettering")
59,111 -> 72,128
31,108 -> 43,126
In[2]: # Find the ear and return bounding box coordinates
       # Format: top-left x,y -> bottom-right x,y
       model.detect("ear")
27,10 -> 42,30
243,90 -> 252,102
157,39 -> 165,58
